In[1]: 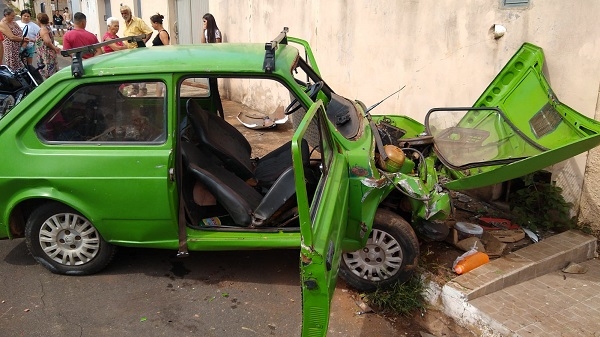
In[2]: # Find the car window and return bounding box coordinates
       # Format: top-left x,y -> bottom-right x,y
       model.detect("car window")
180,78 -> 210,98
36,81 -> 167,143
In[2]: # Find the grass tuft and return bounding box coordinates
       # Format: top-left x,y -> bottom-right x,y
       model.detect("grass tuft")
363,275 -> 426,316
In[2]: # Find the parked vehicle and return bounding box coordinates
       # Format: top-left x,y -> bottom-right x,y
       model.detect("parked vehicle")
1,30 -> 599,336
0,50 -> 44,118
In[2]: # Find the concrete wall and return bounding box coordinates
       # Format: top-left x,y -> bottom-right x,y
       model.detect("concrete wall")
209,0 -> 600,232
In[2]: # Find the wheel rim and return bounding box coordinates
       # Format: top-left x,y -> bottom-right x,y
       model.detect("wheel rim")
38,212 -> 100,266
343,228 -> 403,282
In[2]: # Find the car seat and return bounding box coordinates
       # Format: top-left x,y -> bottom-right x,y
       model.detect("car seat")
185,98 -> 309,191
181,142 -> 297,227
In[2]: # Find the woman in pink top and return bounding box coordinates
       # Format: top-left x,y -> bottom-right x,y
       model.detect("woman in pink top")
102,17 -> 127,53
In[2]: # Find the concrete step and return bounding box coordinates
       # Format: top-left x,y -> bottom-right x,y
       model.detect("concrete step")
425,229 -> 598,336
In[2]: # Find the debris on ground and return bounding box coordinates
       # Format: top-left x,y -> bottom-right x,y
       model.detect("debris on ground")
236,106 -> 288,129
562,262 -> 588,274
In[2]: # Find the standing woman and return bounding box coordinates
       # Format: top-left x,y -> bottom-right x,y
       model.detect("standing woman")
150,13 -> 170,46
102,17 -> 127,53
0,8 -> 28,71
200,13 -> 223,116
17,9 -> 40,65
34,13 -> 61,79
201,13 -> 221,43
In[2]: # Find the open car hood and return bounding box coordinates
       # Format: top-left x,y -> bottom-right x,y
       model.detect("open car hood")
425,43 -> 600,190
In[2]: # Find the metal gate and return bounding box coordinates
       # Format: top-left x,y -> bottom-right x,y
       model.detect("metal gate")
174,0 -> 209,45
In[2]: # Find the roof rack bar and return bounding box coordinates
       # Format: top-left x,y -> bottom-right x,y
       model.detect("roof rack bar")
263,27 -> 289,73
60,34 -> 146,78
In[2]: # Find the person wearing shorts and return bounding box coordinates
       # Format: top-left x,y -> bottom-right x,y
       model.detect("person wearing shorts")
17,9 -> 40,65
53,10 -> 64,37
62,8 -> 72,26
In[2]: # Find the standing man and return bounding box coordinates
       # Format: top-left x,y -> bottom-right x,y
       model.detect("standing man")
120,5 -> 152,49
62,12 -> 101,59
52,10 -> 64,37
62,7 -> 71,25
16,9 -> 40,65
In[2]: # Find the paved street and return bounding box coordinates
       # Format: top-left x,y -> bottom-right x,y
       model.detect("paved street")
0,238 -> 399,336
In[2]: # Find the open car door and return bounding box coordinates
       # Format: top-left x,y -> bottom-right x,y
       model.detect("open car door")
293,100 -> 348,336
426,43 -> 600,190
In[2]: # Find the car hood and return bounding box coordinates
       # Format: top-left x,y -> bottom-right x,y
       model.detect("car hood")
425,43 -> 600,190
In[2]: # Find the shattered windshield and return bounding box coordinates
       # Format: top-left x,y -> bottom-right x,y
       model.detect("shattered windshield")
426,107 -> 545,169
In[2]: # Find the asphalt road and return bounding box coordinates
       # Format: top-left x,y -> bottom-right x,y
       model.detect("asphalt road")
0,238 -> 398,337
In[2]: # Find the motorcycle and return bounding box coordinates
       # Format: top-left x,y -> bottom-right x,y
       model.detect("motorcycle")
0,48 -> 45,118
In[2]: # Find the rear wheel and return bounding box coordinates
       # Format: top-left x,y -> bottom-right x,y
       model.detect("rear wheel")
25,202 -> 116,275
339,209 -> 419,292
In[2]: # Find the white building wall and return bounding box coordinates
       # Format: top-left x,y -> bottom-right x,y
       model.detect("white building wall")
207,0 -> 600,233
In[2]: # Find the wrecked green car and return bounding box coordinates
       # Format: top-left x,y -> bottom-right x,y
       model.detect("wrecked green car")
0,28 -> 599,336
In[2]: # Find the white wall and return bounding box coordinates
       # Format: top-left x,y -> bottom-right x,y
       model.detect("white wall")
210,0 -> 600,232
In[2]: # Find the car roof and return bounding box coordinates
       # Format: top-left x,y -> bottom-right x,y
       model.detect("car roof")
58,43 -> 300,78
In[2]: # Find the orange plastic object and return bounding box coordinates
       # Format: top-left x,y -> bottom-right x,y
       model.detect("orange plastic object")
454,252 -> 490,274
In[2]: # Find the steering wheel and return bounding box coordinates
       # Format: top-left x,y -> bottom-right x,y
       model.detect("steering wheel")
285,81 -> 324,115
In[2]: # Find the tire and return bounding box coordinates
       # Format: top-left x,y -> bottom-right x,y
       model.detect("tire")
25,202 -> 116,275
339,209 -> 419,292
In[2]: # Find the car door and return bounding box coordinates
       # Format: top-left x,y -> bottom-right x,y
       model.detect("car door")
425,43 -> 600,190
28,79 -> 176,242
293,100 -> 349,336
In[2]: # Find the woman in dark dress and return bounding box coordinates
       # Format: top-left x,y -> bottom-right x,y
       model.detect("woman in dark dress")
150,13 -> 169,46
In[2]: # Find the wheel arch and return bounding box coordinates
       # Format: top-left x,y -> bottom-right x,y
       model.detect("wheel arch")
4,189 -> 99,239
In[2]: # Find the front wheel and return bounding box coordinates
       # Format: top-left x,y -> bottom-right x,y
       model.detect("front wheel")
339,209 -> 419,292
25,202 -> 116,275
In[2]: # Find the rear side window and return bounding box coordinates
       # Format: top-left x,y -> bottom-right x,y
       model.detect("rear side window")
36,81 -> 167,143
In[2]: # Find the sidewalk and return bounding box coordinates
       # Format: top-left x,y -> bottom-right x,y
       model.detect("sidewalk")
426,230 -> 599,336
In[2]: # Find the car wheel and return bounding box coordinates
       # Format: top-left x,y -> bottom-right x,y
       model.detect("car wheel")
339,209 -> 419,292
25,202 -> 116,275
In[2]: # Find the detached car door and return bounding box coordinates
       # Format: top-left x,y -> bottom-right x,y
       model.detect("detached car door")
293,100 -> 349,336
425,43 -> 600,190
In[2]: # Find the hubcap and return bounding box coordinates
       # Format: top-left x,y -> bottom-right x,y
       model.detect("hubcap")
343,228 -> 403,281
38,212 -> 100,266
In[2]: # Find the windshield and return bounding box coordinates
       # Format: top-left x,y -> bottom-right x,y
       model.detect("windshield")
426,107 -> 545,169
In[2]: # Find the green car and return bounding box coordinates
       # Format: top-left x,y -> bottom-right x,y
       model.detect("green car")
1,29 -> 599,336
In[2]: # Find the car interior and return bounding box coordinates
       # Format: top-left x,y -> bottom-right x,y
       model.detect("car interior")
180,90 -> 321,230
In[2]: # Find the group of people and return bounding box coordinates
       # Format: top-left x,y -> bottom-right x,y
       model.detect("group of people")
0,6 -> 222,80
0,7 -> 65,78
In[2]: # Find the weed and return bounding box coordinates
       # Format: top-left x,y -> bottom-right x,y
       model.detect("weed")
577,222 -> 594,235
509,173 -> 575,231
363,275 -> 426,316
